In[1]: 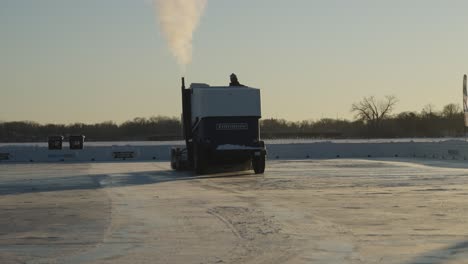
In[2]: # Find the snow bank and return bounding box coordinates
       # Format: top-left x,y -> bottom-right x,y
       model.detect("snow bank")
1,139 -> 468,163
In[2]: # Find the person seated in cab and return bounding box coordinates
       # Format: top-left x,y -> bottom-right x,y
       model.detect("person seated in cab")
229,73 -> 245,87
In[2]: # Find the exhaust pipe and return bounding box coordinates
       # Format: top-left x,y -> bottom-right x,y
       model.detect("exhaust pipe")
181,77 -> 186,89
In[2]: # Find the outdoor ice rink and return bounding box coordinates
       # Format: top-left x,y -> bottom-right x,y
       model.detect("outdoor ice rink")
2,159 -> 468,264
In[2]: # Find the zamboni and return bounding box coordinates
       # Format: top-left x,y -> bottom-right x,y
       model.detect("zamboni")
171,74 -> 266,175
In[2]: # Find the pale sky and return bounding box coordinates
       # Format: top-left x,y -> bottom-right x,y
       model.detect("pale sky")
1,0 -> 468,124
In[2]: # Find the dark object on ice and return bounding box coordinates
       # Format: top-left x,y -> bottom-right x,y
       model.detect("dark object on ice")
0,153 -> 11,161
48,136 -> 64,150
229,73 -> 244,87
69,135 -> 85,150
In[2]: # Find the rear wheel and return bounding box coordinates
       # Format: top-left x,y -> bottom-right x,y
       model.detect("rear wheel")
252,153 -> 266,174
170,149 -> 177,170
194,144 -> 206,175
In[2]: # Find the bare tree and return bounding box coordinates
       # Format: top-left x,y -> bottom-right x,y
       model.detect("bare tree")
351,96 -> 398,127
421,104 -> 437,117
441,103 -> 461,118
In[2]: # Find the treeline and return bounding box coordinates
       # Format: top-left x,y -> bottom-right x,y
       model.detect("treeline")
261,111 -> 464,138
0,106 -> 465,142
0,116 -> 182,142
263,102 -> 465,138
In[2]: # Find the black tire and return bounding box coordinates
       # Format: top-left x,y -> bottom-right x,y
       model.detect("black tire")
194,144 -> 206,175
252,153 -> 266,174
170,149 -> 177,170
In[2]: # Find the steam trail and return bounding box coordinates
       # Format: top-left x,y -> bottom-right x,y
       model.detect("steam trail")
154,0 -> 207,67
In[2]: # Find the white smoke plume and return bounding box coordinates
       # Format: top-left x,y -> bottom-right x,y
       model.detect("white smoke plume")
154,0 -> 207,67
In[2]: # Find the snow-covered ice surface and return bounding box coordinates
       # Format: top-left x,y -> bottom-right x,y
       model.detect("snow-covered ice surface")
1,159 -> 468,263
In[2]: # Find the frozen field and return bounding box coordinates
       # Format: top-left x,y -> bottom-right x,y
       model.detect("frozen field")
1,159 -> 468,263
